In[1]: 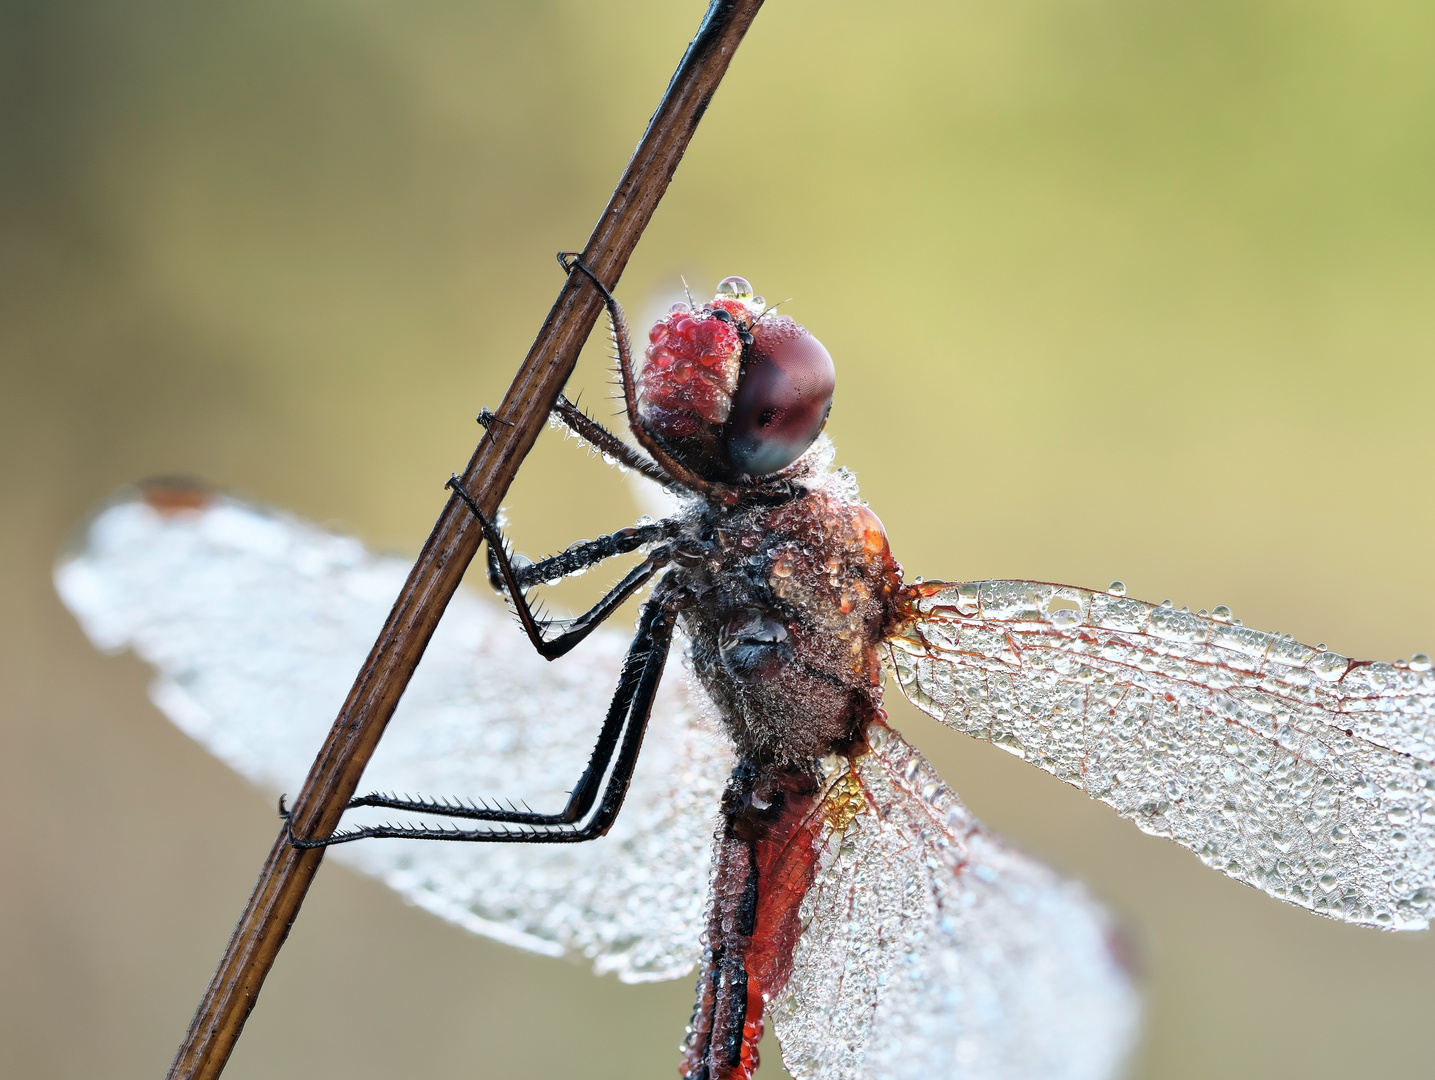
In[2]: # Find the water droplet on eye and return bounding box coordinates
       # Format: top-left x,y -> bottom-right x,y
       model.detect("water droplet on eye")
751,295 -> 766,307
1107,580 -> 1126,596
1211,605 -> 1232,622
1411,653 -> 1432,672
716,276 -> 754,300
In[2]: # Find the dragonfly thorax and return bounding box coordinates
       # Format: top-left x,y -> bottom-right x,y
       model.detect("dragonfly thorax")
677,487 -> 902,764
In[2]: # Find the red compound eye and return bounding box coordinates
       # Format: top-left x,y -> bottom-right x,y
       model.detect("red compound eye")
724,315 -> 835,477
639,308 -> 743,437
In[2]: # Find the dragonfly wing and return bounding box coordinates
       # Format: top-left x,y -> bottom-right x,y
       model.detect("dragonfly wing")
55,486 -> 731,982
770,721 -> 1139,1080
889,578 -> 1435,930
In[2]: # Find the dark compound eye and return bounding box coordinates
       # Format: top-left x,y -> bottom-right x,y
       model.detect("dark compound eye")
710,308 -> 733,322
724,316 -> 835,477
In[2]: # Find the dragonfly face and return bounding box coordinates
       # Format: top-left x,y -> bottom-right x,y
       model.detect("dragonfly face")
54,269 -> 1435,1080
638,275 -> 835,483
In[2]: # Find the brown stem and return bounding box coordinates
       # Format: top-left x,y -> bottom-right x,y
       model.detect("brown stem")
163,3 -> 766,1077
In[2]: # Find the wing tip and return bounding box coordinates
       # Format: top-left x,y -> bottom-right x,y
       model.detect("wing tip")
54,477 -> 216,572
135,476 -> 215,515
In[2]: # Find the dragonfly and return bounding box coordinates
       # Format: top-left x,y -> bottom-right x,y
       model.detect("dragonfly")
56,262 -> 1435,1080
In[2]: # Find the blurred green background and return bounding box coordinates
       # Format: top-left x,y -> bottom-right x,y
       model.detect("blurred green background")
3,0 -> 1434,1077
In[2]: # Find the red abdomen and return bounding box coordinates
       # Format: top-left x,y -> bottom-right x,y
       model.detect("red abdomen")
680,764 -> 825,1080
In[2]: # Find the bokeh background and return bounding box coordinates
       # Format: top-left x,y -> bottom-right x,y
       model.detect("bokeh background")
3,1 -> 1434,1077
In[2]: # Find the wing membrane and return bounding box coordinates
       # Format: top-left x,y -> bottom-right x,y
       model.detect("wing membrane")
771,721 -> 1139,1080
889,579 -> 1435,930
55,488 -> 731,981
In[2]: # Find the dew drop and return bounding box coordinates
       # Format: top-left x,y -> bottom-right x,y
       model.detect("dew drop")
1107,580 -> 1126,596
1211,605 -> 1232,622
1411,653 -> 1432,672
716,276 -> 754,300
669,301 -> 690,314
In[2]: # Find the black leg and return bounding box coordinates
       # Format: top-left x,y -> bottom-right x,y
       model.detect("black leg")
286,588 -> 682,848
448,475 -> 670,660
556,252 -> 741,505
551,394 -> 673,487
490,517 -> 685,593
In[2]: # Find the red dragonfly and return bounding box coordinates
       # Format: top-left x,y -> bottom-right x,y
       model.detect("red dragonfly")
57,262 -> 1435,1080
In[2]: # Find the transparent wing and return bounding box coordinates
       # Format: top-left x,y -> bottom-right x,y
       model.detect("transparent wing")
889,579 -> 1435,930
771,721 -> 1139,1080
55,487 -> 731,982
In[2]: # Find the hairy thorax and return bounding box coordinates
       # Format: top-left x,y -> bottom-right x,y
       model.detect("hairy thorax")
676,488 -> 902,764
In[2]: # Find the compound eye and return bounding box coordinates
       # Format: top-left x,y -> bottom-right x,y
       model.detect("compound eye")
724,316 -> 836,477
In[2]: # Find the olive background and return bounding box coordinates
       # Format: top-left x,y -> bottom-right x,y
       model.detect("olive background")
3,1 -> 1434,1077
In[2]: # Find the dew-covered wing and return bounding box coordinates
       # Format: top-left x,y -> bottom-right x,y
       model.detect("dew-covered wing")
770,721 -> 1139,1080
55,487 -> 731,982
889,579 -> 1435,930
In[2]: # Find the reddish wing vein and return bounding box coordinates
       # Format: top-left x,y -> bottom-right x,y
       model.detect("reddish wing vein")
54,489 -> 731,980
889,579 -> 1435,930
767,718 -> 1139,1080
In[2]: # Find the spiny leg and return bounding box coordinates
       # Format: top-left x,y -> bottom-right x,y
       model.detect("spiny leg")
557,252 -> 737,504
285,587 -> 682,848
488,517 -> 686,593
448,475 -> 669,660
551,394 -> 672,486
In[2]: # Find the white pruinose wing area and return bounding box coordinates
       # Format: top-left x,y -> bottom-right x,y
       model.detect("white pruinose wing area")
889,579 -> 1435,931
771,721 -> 1139,1080
55,488 -> 731,982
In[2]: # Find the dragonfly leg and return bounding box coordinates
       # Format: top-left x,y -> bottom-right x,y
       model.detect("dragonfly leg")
285,587 -> 681,848
489,516 -> 686,593
448,475 -> 670,661
551,394 -> 672,487
557,252 -> 739,504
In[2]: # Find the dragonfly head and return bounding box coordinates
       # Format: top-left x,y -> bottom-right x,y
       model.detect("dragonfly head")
638,276 -> 835,483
